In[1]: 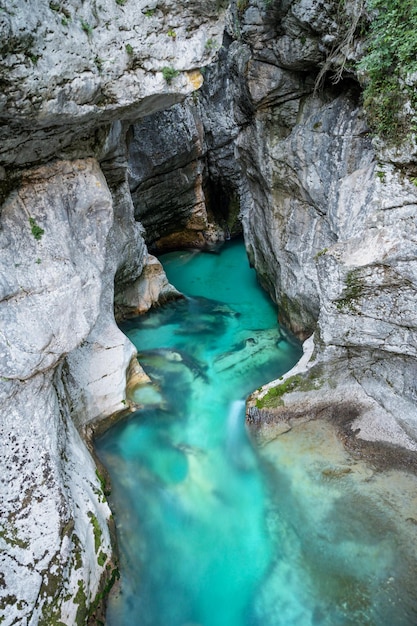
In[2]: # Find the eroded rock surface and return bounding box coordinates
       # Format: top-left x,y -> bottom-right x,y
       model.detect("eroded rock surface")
0,0 -> 226,168
132,0 -> 417,445
0,372 -> 113,625
1,0 -> 417,622
0,0 -> 228,622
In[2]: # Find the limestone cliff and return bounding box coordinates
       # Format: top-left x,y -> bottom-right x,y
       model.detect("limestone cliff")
0,0 -> 226,623
233,0 -> 417,443
1,0 -> 417,623
129,0 -> 417,446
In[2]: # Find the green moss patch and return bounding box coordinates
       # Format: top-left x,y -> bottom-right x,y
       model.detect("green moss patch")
359,0 -> 417,141
28,217 -> 45,241
74,580 -> 87,626
256,371 -> 323,409
88,565 -> 120,622
87,512 -> 103,555
335,269 -> 365,312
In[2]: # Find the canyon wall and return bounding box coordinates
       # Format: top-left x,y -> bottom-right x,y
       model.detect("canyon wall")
1,0 -> 417,623
0,0 -> 226,623
130,0 -> 417,445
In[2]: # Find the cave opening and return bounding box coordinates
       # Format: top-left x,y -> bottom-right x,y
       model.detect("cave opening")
203,175 -> 243,242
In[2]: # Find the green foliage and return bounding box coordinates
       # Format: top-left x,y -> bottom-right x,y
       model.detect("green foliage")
237,0 -> 249,13
162,66 -> 179,84
255,372 -> 323,409
167,28 -> 176,38
314,247 -> 328,260
335,269 -> 364,312
74,580 -> 87,625
95,468 -> 111,497
116,0 -> 127,5
80,19 -> 93,37
144,8 -> 156,16
29,217 -> 44,241
205,38 -> 217,50
26,52 -> 40,64
87,511 -> 103,554
359,0 -> 417,141
49,1 -> 72,24
125,43 -> 133,55
88,566 -> 120,619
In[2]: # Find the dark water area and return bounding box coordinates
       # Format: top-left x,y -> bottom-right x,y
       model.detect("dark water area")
96,239 -> 417,626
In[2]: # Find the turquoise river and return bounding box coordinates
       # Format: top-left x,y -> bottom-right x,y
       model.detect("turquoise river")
96,239 -> 417,626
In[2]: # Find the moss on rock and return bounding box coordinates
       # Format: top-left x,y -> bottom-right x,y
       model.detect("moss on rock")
255,369 -> 324,409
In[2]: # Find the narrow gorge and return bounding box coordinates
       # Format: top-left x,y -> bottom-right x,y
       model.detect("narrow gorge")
1,0 -> 417,624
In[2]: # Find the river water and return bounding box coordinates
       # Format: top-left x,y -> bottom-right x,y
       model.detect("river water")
96,239 -> 417,626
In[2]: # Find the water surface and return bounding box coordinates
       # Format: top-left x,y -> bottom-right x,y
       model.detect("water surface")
96,239 -> 417,626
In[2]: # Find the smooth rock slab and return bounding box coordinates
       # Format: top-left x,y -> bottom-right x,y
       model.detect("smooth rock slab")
0,158 -> 113,380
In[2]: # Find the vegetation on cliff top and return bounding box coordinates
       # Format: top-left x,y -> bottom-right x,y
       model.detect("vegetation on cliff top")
359,0 -> 417,141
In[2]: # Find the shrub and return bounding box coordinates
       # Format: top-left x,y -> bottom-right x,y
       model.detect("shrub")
205,38 -> 217,50
162,66 -> 179,84
94,56 -> 103,73
358,0 -> 417,141
29,217 -> 44,241
80,19 -> 93,37
237,0 -> 249,13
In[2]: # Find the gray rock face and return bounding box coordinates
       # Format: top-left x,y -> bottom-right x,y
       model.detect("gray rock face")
1,159 -> 112,380
134,0 -> 417,445
0,158 -> 122,622
241,89 -> 374,338
0,0 -> 226,168
0,0 -> 228,622
1,0 -> 417,621
128,103 -> 212,250
126,35 -> 253,253
1,371 -> 113,625
230,0 -> 417,440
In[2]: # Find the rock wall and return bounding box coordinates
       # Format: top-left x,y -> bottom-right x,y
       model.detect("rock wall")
127,0 -> 417,444
232,0 -> 417,441
0,0 -> 227,623
1,0 -> 417,622
0,158 -> 117,624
